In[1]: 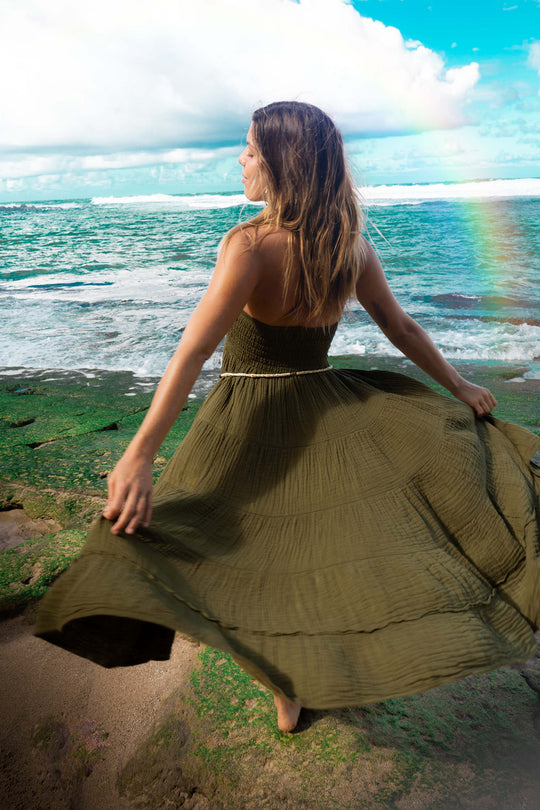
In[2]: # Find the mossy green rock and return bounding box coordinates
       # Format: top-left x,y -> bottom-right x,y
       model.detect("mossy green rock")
118,646 -> 540,809
0,369 -> 202,614
0,529 -> 86,614
0,370 -> 201,492
0,481 -> 102,529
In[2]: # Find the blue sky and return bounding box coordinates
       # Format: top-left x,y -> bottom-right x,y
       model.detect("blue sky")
0,0 -> 538,201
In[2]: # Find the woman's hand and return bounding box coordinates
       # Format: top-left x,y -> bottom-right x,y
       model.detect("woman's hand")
452,379 -> 497,417
102,452 -> 154,535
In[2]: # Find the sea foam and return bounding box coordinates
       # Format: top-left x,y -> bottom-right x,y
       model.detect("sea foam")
0,201 -> 83,211
91,193 -> 259,209
89,180 -> 540,212
362,178 -> 540,203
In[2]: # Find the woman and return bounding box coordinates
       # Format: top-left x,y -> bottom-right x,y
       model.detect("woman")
35,101 -> 540,734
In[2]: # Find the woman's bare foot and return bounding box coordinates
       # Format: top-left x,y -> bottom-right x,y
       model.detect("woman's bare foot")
273,693 -> 302,732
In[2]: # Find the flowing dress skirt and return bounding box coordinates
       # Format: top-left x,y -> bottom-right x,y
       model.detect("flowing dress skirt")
34,312 -> 540,708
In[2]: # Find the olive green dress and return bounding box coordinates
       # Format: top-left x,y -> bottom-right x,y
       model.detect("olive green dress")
34,312 -> 540,708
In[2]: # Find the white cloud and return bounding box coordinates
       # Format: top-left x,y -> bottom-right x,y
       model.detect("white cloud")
0,146 -> 237,179
527,40 -> 540,97
349,111 -> 540,185
529,40 -> 540,72
0,0 -> 479,160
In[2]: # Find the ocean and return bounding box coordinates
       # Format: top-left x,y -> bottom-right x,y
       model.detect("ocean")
1,179 -> 539,385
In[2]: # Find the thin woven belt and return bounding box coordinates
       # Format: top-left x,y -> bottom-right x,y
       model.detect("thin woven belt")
220,365 -> 333,378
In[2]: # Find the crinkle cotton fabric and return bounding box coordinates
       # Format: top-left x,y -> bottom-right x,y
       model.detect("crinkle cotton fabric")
34,312 -> 540,708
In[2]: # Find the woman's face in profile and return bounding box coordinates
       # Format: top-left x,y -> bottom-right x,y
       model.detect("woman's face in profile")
238,125 -> 265,202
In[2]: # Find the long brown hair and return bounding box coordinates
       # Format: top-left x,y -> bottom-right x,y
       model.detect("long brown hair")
227,101 -> 364,319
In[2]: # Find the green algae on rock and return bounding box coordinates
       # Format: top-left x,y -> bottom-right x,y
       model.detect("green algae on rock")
0,369 -> 203,614
117,646 -> 540,809
0,529 -> 86,615
0,369 -> 202,492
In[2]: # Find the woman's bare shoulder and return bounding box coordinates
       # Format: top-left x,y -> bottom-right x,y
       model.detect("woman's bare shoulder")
220,223 -> 285,252
357,236 -> 383,275
359,234 -> 377,258
229,225 -> 290,268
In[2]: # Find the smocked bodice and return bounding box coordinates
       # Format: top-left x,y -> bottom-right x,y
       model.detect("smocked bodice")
221,311 -> 338,375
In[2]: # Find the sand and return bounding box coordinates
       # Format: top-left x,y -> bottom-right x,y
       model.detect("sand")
0,613 -> 200,810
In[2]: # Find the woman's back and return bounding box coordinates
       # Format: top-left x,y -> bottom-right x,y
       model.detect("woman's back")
241,226 -> 347,329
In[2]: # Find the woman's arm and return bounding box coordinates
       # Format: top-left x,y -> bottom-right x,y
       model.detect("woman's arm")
103,230 -> 261,535
355,240 -> 497,416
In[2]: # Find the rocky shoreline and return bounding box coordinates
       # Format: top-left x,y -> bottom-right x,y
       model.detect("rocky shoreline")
1,358 -> 540,809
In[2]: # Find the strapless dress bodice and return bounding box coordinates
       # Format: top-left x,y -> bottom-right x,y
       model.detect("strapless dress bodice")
221,311 -> 338,375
